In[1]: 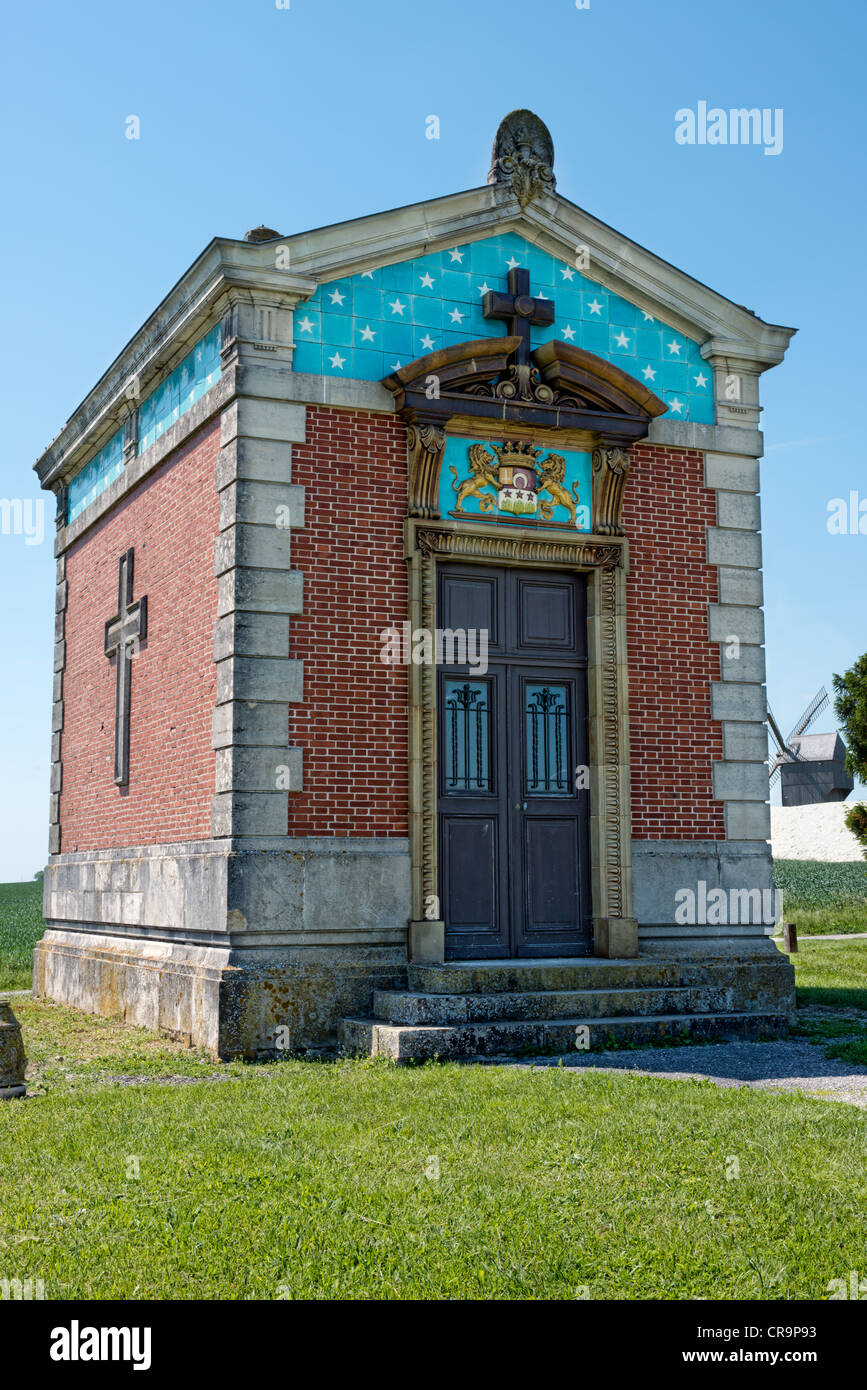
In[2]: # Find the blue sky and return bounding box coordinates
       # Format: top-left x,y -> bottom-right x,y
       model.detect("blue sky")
0,0 -> 864,879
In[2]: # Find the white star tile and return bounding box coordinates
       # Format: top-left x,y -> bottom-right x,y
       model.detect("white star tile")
587,299 -> 603,315
329,352 -> 346,370
389,299 -> 406,316
449,307 -> 465,324
642,311 -> 654,322
505,256 -> 520,270
477,281 -> 492,296
419,333 -> 435,351
360,324 -> 376,342
560,265 -> 576,281
668,396 -> 685,414
561,324 -> 576,341
614,331 -> 630,349
297,316 -> 314,334
419,272 -> 435,289
448,247 -> 465,263
694,371 -> 708,388
641,364 -> 657,381
328,289 -> 346,306
667,339 -> 682,356
361,270 -> 375,279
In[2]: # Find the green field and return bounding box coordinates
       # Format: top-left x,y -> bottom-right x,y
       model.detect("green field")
774,859 -> 867,935
0,880 -> 44,991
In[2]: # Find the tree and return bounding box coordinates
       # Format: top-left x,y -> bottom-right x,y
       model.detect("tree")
834,654 -> 867,859
833,653 -> 867,779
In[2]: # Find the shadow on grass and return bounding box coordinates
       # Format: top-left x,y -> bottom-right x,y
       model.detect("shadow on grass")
796,985 -> 867,1011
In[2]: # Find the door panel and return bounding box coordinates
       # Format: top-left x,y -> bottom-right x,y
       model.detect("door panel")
522,817 -> 582,938
440,816 -> 500,941
437,564 -> 591,959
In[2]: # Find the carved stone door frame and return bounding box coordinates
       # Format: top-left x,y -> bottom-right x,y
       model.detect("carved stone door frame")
405,518 -> 637,962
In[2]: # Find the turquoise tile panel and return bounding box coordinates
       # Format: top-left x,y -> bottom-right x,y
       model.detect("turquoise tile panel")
301,233 -> 715,422
67,427 -> 124,523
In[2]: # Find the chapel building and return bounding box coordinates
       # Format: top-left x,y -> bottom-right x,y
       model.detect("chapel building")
32,112 -> 796,1058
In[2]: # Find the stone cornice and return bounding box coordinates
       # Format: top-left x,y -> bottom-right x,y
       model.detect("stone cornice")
280,184 -> 795,368
33,242 -> 315,490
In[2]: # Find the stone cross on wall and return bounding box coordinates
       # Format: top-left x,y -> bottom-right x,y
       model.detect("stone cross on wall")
104,548 -> 148,786
483,267 -> 555,365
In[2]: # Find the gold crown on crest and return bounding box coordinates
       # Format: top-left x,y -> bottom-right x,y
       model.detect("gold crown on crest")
489,440 -> 542,467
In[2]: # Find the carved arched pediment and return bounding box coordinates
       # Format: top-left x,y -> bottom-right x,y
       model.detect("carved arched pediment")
383,333 -> 666,531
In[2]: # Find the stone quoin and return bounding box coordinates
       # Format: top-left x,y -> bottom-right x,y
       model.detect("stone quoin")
31,110 -> 797,1058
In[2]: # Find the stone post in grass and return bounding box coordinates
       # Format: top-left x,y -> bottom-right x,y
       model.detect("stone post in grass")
0,1001 -> 27,1099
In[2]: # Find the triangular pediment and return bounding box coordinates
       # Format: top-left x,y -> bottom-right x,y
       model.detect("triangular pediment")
261,205 -> 793,426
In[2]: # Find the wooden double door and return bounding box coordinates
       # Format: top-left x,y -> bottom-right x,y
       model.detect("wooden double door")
437,564 -> 592,959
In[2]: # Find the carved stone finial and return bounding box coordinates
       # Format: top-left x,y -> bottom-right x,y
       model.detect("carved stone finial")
488,110 -> 556,209
244,225 -> 281,243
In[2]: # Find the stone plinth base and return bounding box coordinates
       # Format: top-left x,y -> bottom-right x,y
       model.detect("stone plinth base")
36,837 -> 411,1058
33,930 -> 407,1059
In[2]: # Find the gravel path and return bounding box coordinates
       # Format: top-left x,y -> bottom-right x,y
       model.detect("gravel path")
504,1039 -> 867,1107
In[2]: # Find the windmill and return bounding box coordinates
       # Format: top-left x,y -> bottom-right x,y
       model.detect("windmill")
767,686 -> 853,805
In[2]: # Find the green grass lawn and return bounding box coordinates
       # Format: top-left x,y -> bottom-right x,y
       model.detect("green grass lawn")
774,859 -> 867,935
792,937 -> 867,1011
2,895 -> 866,1300
0,880 -> 44,991
0,999 -> 864,1300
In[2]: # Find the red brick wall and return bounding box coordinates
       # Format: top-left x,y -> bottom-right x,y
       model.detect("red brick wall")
59,421 -> 220,850
289,406 -> 409,837
625,442 -> 724,840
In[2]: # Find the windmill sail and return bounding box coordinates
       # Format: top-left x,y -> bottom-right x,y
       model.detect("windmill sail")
768,687 -> 831,788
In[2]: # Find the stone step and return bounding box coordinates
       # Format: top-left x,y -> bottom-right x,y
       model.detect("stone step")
371,984 -> 734,1025
339,1011 -> 788,1062
407,957 -> 684,996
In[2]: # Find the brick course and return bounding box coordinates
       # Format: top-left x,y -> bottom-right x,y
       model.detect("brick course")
59,420 -> 220,850
625,442 -> 724,840
289,406 -> 409,837
56,408 -> 723,850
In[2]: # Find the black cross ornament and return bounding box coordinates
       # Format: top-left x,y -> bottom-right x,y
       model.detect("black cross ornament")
483,267 -> 555,365
104,548 -> 148,786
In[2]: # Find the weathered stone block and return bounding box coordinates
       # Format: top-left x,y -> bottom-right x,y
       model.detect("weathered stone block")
719,643 -> 766,683
704,452 -> 760,493
220,397 -> 307,448
724,800 -> 771,841
708,604 -> 764,645
215,745 -> 302,794
214,523 -> 292,575
213,612 -> 290,662
594,917 -> 638,958
722,721 -> 770,762
216,437 -> 293,490
0,1003 -> 27,1099
712,760 -> 769,802
408,919 -> 444,964
707,527 -> 762,569
217,566 -> 303,618
215,655 -> 303,704
212,700 -> 290,749
718,566 -> 764,606
211,791 -> 289,838
219,480 -> 305,532
717,490 -> 761,530
711,681 -> 767,722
